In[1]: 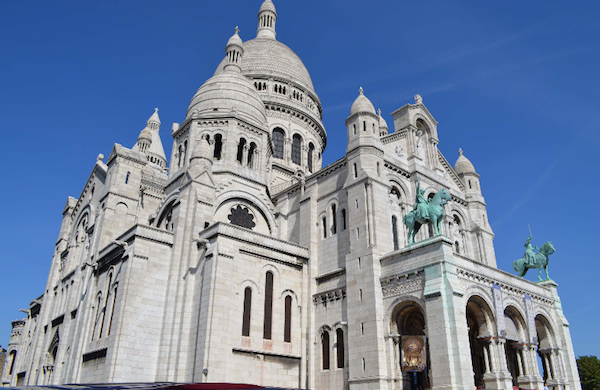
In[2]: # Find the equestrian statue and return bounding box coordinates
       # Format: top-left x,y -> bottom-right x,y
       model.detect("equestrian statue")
512,227 -> 555,281
403,177 -> 452,245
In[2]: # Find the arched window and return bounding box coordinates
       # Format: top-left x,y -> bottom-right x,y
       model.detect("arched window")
107,285 -> 118,336
236,138 -> 246,164
98,273 -> 113,338
392,216 -> 399,251
292,134 -> 302,165
331,204 -> 337,235
307,143 -> 315,173
178,144 -> 184,167
247,142 -> 257,169
336,328 -> 345,368
263,272 -> 273,339
125,172 -> 130,184
341,209 -> 347,230
322,217 -> 327,239
322,330 -> 330,370
91,294 -> 102,341
284,295 -> 292,342
8,350 -> 17,375
183,140 -> 188,163
272,128 -> 285,159
455,241 -> 460,254
213,134 -> 223,160
242,287 -> 252,337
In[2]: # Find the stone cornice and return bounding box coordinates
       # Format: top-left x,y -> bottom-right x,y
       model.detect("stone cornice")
345,110 -> 380,125
316,268 -> 346,284
391,102 -> 439,126
200,222 -> 309,258
437,150 -> 465,191
381,130 -> 407,144
313,287 -> 346,306
383,160 -> 411,179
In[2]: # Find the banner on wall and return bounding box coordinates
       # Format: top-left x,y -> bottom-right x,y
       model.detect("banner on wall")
524,295 -> 538,344
401,335 -> 427,372
492,284 -> 506,338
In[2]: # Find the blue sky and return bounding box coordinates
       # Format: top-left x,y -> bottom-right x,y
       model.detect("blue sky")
1,0 -> 599,359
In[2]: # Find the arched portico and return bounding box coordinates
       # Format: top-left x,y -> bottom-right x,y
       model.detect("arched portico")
389,300 -> 429,390
466,295 -> 497,388
503,305 -> 529,386
536,314 -> 567,389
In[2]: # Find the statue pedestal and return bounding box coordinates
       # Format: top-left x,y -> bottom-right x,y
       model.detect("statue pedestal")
537,279 -> 558,288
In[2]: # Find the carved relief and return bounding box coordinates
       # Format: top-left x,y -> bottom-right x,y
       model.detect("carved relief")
395,145 -> 405,158
382,279 -> 423,298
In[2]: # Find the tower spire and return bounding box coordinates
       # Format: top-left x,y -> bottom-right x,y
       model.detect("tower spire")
147,107 -> 160,131
256,0 -> 277,39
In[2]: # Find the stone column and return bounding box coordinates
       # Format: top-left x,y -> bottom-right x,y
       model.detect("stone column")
242,145 -> 249,167
482,343 -> 490,373
285,137 -> 292,165
515,349 -> 523,377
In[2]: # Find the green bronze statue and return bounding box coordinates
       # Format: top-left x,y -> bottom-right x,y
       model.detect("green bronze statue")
413,177 -> 430,220
403,177 -> 452,245
513,228 -> 555,281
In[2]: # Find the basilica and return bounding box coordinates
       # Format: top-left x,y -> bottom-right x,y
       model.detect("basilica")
2,2 -> 581,390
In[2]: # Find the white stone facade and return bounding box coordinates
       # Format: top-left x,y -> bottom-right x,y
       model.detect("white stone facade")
2,2 -> 581,390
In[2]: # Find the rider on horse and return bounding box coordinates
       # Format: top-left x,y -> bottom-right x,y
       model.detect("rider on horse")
524,235 -> 538,267
413,177 -> 429,220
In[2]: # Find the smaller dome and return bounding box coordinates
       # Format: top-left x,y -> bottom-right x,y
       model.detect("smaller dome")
378,108 -> 389,129
226,27 -> 243,47
454,148 -> 477,175
350,87 -> 376,117
187,72 -> 267,125
138,127 -> 152,141
259,0 -> 277,15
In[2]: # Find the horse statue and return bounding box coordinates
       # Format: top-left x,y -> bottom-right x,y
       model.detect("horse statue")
512,241 -> 555,281
403,188 -> 452,245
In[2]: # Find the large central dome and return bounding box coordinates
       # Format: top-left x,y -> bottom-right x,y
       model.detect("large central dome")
214,38 -> 315,93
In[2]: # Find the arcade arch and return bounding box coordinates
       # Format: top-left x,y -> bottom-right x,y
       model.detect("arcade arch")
466,295 -> 496,387
390,301 -> 429,390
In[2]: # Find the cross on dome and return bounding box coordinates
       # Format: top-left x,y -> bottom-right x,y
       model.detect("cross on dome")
359,86 -> 364,95
148,107 -> 161,126
234,26 -> 240,34
459,148 -> 463,156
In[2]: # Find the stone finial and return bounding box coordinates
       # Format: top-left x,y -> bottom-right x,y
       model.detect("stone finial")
414,94 -> 423,104
97,153 -> 104,162
459,148 -> 463,156
234,26 -> 240,34
171,123 -> 180,134
359,86 -> 364,95
377,108 -> 382,116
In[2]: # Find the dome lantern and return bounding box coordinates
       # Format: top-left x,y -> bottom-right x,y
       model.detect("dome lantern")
257,0 -> 277,40
224,26 -> 244,73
